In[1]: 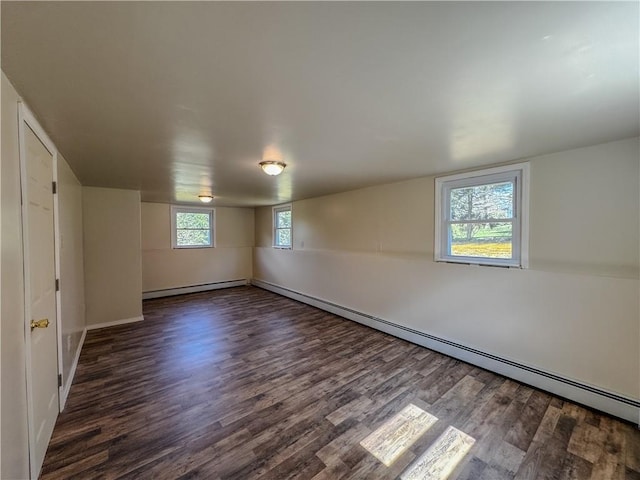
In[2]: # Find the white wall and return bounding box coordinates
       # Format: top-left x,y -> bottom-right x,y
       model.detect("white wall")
83,187 -> 142,326
57,155 -> 86,388
141,202 -> 253,293
254,138 -> 640,407
1,71 -> 30,480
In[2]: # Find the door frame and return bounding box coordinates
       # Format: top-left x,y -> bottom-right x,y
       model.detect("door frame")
18,102 -> 64,479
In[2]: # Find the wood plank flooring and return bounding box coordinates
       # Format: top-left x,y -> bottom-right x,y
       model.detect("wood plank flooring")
41,286 -> 640,479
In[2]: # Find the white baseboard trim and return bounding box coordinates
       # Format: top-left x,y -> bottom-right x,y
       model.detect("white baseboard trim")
142,279 -> 249,300
251,278 -> 640,424
60,327 -> 87,411
86,315 -> 144,331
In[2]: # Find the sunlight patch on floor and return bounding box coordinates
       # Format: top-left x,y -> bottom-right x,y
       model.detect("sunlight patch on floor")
360,404 -> 438,467
400,426 -> 475,480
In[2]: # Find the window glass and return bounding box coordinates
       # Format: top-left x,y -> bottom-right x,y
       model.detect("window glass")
273,205 -> 292,248
171,207 -> 214,248
450,222 -> 513,259
276,210 -> 291,229
450,182 -> 513,221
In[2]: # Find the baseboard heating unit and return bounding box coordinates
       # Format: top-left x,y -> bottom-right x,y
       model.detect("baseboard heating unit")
143,279 -> 249,300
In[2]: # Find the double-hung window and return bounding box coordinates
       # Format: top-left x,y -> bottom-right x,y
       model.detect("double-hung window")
435,163 -> 529,267
273,204 -> 292,248
171,206 -> 215,249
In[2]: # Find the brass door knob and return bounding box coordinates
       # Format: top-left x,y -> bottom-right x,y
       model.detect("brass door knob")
30,318 -> 49,331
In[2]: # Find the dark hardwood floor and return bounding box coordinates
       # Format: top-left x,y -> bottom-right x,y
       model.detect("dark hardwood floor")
42,286 -> 639,479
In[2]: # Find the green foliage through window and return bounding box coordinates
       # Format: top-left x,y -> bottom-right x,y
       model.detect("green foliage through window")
173,209 -> 213,248
450,182 -> 513,222
274,207 -> 292,248
177,229 -> 211,246
176,212 -> 210,229
446,181 -> 515,259
276,210 -> 291,228
450,223 -> 512,258
437,164 -> 527,267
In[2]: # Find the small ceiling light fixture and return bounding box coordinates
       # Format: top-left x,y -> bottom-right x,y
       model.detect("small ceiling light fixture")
259,161 -> 286,176
198,195 -> 214,203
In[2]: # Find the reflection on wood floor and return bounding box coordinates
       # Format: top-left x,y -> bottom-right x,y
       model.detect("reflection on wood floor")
41,286 -> 640,479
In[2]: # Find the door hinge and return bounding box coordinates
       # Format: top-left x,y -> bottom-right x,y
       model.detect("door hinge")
58,374 -> 62,388
55,279 -> 60,291
52,181 -> 57,194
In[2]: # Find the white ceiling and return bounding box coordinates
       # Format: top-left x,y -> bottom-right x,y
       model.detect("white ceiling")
2,2 -> 638,207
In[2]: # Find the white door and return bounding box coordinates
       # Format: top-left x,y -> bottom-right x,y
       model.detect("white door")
21,119 -> 60,478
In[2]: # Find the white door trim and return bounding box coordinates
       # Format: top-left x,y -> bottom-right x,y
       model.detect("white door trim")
18,102 -> 63,479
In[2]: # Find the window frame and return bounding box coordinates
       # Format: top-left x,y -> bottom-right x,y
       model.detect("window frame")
434,162 -> 529,268
273,204 -> 292,249
170,205 -> 215,249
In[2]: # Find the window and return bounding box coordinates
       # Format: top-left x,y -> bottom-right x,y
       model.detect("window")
273,204 -> 292,248
171,206 -> 215,249
435,163 -> 529,267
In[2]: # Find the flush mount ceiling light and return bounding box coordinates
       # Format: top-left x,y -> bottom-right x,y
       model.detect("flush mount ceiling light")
259,161 -> 286,176
198,195 -> 214,203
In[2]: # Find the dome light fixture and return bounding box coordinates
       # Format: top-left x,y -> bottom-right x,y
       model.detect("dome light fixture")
198,195 -> 214,203
259,161 -> 286,176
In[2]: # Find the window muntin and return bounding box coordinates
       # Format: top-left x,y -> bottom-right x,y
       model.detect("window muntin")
171,206 -> 214,249
273,205 -> 292,248
435,164 -> 529,267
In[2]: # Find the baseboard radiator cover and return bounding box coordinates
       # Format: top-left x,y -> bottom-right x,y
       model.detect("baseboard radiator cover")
142,279 -> 249,300
251,278 -> 640,424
